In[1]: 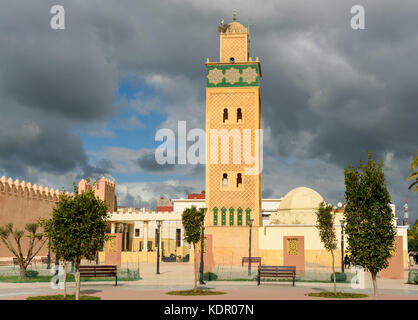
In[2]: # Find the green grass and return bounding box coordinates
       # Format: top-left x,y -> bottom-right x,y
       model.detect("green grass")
0,275 -> 53,283
166,290 -> 227,296
0,274 -> 140,283
26,294 -> 100,300
307,292 -> 368,299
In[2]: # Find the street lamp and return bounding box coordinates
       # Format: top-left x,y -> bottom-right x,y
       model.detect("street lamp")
199,208 -> 208,285
47,238 -> 51,269
156,220 -> 162,275
248,218 -> 254,276
340,219 -> 345,273
50,201 -> 59,269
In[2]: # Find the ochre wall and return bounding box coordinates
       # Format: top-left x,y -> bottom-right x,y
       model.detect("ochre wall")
99,250 -> 194,265
380,236 -> 404,279
204,226 -> 258,270
283,236 -> 305,271
258,225 -> 408,278
104,233 -> 122,268
0,177 -> 59,259
0,176 -> 116,260
129,237 -> 190,257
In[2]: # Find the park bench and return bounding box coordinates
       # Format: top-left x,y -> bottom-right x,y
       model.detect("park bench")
79,265 -> 118,286
41,257 -> 49,267
242,257 -> 261,267
162,254 -> 177,262
257,265 -> 296,286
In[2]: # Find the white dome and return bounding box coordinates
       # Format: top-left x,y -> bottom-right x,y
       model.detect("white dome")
226,21 -> 247,33
279,187 -> 324,211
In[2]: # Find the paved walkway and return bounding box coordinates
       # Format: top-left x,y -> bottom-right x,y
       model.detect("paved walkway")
0,263 -> 416,300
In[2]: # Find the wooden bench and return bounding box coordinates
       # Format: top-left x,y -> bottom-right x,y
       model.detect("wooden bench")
79,265 -> 118,286
242,257 -> 261,267
41,257 -> 49,266
257,265 -> 296,286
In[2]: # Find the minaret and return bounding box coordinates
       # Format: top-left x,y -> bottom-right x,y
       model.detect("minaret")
204,16 -> 262,267
404,198 -> 409,226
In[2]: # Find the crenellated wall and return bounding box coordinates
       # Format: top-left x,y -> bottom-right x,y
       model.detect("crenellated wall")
0,176 -> 72,259
0,175 -> 116,260
78,177 -> 116,212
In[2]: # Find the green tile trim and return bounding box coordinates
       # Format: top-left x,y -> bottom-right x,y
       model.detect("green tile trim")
206,64 -> 260,87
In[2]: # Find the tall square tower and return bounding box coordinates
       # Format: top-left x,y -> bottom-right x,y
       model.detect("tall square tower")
204,19 -> 262,266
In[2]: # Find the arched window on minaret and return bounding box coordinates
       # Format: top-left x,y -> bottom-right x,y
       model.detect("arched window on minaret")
222,173 -> 228,188
223,108 -> 228,123
237,108 -> 242,123
236,173 -> 242,188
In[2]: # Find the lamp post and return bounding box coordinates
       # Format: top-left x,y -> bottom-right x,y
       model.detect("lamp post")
47,238 -> 51,269
248,218 -> 254,276
156,220 -> 162,275
340,219 -> 345,273
199,208 -> 207,285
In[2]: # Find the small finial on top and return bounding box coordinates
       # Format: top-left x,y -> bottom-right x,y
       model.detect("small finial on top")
233,9 -> 237,21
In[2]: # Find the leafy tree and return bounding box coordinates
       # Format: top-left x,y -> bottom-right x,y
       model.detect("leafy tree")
0,222 -> 47,279
408,220 -> 418,252
344,153 -> 397,300
41,185 -> 109,300
408,220 -> 418,241
182,206 -> 205,293
409,239 -> 418,252
315,201 -> 338,295
406,153 -> 418,192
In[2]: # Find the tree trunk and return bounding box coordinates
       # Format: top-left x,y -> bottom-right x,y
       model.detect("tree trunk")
18,265 -> 26,280
193,243 -> 198,293
371,272 -> 378,300
75,260 -> 81,300
331,250 -> 336,295
62,261 -> 67,299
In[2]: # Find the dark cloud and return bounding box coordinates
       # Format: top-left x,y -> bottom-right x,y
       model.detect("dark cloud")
262,188 -> 274,198
0,0 -> 118,182
133,149 -> 177,172
133,148 -> 205,176
116,180 -> 203,210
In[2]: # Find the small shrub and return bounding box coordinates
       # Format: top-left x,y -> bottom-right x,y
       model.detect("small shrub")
166,290 -> 225,296
203,272 -> 218,281
407,270 -> 418,284
330,272 -> 347,283
307,292 -> 367,299
25,270 -> 39,278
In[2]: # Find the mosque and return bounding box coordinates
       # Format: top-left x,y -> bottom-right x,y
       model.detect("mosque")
100,17 -> 408,279
0,18 -> 408,279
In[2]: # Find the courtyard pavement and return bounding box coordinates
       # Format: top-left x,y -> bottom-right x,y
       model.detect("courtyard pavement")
0,262 -> 416,300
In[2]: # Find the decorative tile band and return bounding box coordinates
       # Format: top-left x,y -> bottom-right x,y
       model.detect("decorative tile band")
206,64 -> 260,87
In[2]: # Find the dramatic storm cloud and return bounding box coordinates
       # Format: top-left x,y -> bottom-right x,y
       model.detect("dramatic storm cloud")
0,0 -> 416,221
